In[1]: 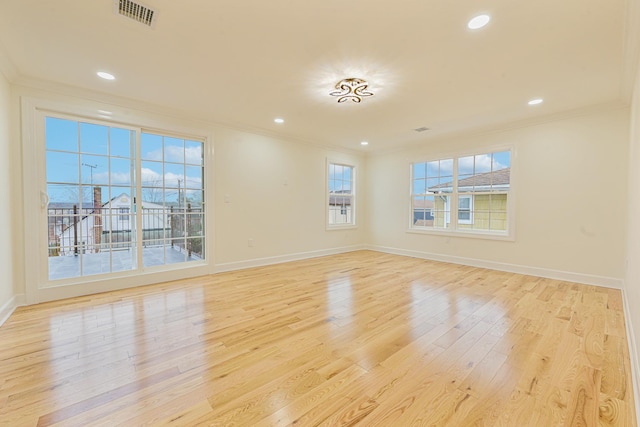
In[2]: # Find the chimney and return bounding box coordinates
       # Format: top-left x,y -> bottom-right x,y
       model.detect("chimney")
93,187 -> 102,252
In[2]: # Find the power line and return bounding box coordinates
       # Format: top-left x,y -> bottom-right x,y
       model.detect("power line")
82,163 -> 97,185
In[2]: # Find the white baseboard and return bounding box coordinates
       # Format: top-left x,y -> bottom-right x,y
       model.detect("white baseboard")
621,288 -> 640,422
366,244 -> 623,289
214,244 -> 367,273
0,293 -> 26,327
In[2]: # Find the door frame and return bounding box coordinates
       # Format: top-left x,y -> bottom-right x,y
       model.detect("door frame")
21,96 -> 215,304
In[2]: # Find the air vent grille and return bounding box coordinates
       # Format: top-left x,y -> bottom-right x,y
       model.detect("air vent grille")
117,0 -> 156,27
414,127 -> 430,132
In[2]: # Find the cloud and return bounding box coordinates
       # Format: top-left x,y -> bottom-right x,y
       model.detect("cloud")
141,145 -> 203,165
329,164 -> 353,181
109,172 -> 132,185
418,153 -> 510,180
142,148 -> 162,161
458,154 -> 509,176
141,167 -> 162,185
185,146 -> 202,164
141,168 -> 202,189
89,167 -> 203,189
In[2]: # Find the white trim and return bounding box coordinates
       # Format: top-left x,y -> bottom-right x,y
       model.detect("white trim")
13,76 -> 365,156
409,148 -> 515,239
27,265 -> 212,304
326,159 -> 356,228
367,244 -> 624,289
457,195 -> 473,224
621,288 -> 640,422
406,227 -> 514,242
326,224 -> 359,231
0,294 -> 26,327
214,244 -> 366,273
22,97 -> 42,304
368,102 -> 627,158
21,96 -> 215,304
622,0 -> 640,102
0,40 -> 18,82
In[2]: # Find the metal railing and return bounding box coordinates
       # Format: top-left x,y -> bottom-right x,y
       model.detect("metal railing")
47,204 -> 204,258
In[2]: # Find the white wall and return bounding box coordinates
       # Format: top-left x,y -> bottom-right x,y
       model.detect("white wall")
215,127 -> 365,269
625,56 -> 640,388
3,81 -> 631,304
8,82 -> 366,302
366,107 -> 629,285
0,69 -> 15,318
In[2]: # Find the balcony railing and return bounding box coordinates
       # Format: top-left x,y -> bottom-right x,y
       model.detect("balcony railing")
47,205 -> 204,258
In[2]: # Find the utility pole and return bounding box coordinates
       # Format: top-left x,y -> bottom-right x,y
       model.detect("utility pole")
82,163 -> 97,185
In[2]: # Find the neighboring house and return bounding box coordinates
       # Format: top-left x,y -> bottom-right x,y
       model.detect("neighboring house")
428,168 -> 510,231
413,198 -> 434,227
47,202 -> 89,251
328,193 -> 353,225
57,193 -> 168,255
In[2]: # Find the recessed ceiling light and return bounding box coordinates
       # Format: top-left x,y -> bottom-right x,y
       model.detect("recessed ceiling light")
97,71 -> 115,80
468,14 -> 490,30
360,141 -> 369,146
528,98 -> 544,105
274,118 -> 284,124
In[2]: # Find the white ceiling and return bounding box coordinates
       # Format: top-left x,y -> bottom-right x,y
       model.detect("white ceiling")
0,0 -> 633,151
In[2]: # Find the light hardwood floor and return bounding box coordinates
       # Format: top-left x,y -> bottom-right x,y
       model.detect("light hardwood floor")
0,251 -> 636,426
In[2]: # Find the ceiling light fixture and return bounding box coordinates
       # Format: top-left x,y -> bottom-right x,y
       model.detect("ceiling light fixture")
274,118 -> 284,124
97,71 -> 115,80
528,98 -> 543,105
360,141 -> 369,146
468,14 -> 490,30
329,78 -> 374,103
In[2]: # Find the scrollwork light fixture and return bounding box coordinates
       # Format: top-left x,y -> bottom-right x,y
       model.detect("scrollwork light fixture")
329,78 -> 374,103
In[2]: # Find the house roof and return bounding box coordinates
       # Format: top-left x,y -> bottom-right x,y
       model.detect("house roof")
412,199 -> 435,209
429,168 -> 510,192
329,194 -> 352,206
48,194 -> 175,212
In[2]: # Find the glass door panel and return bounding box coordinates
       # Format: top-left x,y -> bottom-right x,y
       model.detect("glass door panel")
140,132 -> 205,268
45,117 -> 137,280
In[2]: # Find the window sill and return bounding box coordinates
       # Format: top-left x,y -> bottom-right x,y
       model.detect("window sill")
327,224 -> 358,231
406,227 -> 515,242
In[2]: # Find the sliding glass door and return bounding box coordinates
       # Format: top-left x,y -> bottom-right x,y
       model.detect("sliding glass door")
44,115 -> 205,282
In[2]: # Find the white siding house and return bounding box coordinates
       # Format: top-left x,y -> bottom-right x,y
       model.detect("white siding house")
57,194 -> 168,255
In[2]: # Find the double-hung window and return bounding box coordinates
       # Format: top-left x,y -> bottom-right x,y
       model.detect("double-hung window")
411,150 -> 512,237
327,162 -> 355,227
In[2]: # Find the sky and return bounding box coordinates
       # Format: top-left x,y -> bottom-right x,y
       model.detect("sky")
413,151 -> 511,195
46,117 -> 508,204
45,117 -> 204,206
328,163 -> 353,193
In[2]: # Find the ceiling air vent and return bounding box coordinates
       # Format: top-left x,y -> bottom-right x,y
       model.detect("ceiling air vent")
414,127 -> 430,132
115,0 -> 157,28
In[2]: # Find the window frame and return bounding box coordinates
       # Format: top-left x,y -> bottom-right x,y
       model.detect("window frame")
326,160 -> 357,230
408,147 -> 515,241
21,96 -> 214,304
457,195 -> 474,225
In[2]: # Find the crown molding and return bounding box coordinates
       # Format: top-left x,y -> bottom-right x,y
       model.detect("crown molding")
12,75 -> 365,158
366,100 -> 629,158
622,0 -> 640,102
0,40 -> 18,82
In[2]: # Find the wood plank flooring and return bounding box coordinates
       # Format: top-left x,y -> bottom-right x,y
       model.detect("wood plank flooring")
0,250 -> 636,426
